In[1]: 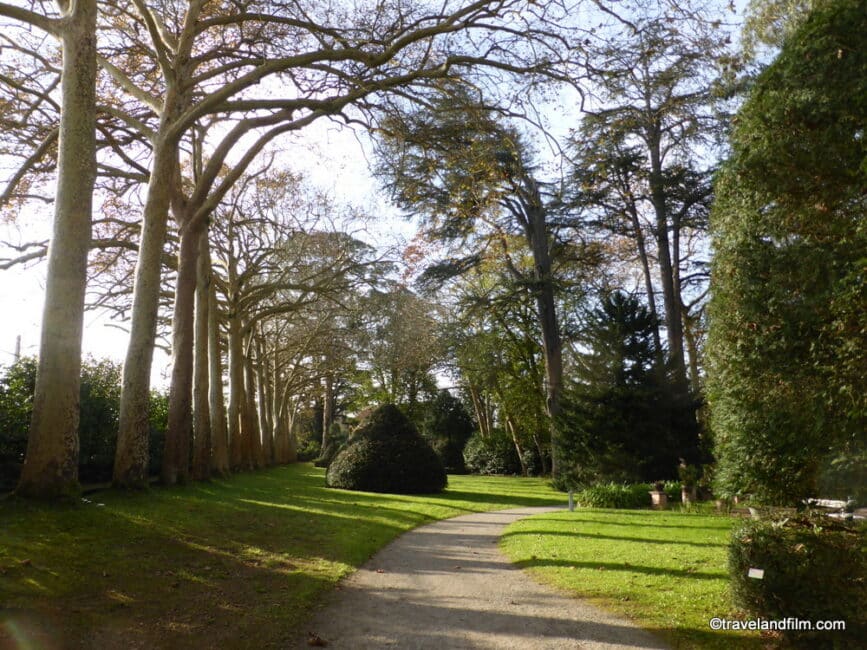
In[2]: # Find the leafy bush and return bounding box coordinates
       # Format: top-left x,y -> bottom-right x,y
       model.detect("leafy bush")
463,430 -> 522,475
422,389 -> 474,473
573,483 -> 652,509
729,516 -> 866,648
314,439 -> 342,468
297,438 -> 321,463
0,357 -> 169,489
325,404 -> 446,494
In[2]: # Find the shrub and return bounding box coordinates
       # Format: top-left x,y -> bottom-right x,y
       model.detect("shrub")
325,404 -> 446,494
573,483 -> 652,509
463,431 -> 522,475
422,389 -> 474,473
729,516 -> 866,648
297,438 -> 321,463
314,440 -> 342,468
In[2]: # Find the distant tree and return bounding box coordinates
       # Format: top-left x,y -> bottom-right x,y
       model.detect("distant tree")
560,292 -> 701,486
423,390 -> 475,473
376,85 -> 567,475
568,2 -> 734,390
707,0 -> 866,505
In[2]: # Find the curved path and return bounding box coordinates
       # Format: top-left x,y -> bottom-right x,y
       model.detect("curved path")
295,507 -> 669,649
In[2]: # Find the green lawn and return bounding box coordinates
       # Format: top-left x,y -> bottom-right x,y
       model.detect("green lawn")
500,508 -> 765,649
0,464 -> 562,649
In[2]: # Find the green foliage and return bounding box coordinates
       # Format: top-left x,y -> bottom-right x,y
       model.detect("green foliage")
78,359 -> 122,483
0,357 -> 36,489
559,293 -> 701,488
707,0 -> 867,506
422,389 -> 475,473
0,357 -> 169,489
729,516 -> 867,648
325,404 -> 446,494
463,431 -> 522,476
572,483 -> 652,509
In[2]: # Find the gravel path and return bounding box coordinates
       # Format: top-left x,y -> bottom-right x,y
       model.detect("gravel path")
295,507 -> 670,649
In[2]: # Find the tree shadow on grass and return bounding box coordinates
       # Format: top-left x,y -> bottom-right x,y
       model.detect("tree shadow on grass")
516,557 -> 727,581
501,527 -> 728,548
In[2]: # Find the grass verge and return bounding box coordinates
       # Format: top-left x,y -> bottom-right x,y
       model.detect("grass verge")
0,464 -> 562,649
500,508 -> 765,649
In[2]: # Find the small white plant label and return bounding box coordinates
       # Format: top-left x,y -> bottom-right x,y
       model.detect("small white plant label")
747,568 -> 764,579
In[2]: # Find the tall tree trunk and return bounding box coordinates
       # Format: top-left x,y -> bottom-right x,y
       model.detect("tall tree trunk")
227,310 -> 245,470
628,206 -> 664,356
524,193 -> 562,477
648,132 -> 687,386
162,222 -> 200,485
322,371 -> 334,450
255,334 -> 273,465
17,0 -> 97,499
208,272 -> 230,476
243,345 -> 262,468
113,143 -> 178,487
192,226 -> 212,481
505,416 -> 527,476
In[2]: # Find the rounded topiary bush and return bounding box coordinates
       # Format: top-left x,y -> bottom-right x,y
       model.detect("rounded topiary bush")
325,404 -> 447,494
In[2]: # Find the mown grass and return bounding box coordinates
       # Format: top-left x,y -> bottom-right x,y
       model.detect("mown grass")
0,464 -> 562,649
500,508 -> 766,649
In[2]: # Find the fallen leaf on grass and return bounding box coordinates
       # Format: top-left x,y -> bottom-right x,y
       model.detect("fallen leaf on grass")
307,632 -> 327,646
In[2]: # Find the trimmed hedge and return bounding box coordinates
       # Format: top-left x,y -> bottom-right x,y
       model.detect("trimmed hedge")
325,404 -> 447,494
729,516 -> 866,648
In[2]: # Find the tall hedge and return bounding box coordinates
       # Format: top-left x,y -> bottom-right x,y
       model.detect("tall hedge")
707,0 -> 867,505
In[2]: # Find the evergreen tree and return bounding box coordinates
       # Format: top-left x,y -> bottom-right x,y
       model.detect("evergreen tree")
560,293 -> 701,486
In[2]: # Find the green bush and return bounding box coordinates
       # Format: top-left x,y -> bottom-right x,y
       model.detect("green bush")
729,516 -> 866,648
573,483 -> 652,509
422,389 -> 474,473
314,440 -> 342,468
0,358 -> 169,489
325,404 -> 446,494
463,430 -> 522,475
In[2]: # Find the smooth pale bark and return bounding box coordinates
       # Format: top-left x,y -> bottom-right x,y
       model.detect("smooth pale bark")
628,205 -> 664,356
162,221 -> 200,484
192,226 -> 212,481
467,383 -> 493,439
255,336 -> 274,466
227,311 -> 246,470
321,371 -> 335,450
16,0 -> 97,499
505,416 -> 528,476
113,144 -> 178,487
207,272 -> 230,476
243,346 -> 263,468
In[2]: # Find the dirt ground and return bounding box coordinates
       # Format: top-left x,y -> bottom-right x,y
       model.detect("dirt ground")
295,507 -> 670,649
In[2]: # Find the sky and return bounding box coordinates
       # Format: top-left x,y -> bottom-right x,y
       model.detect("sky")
0,0 -> 749,384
